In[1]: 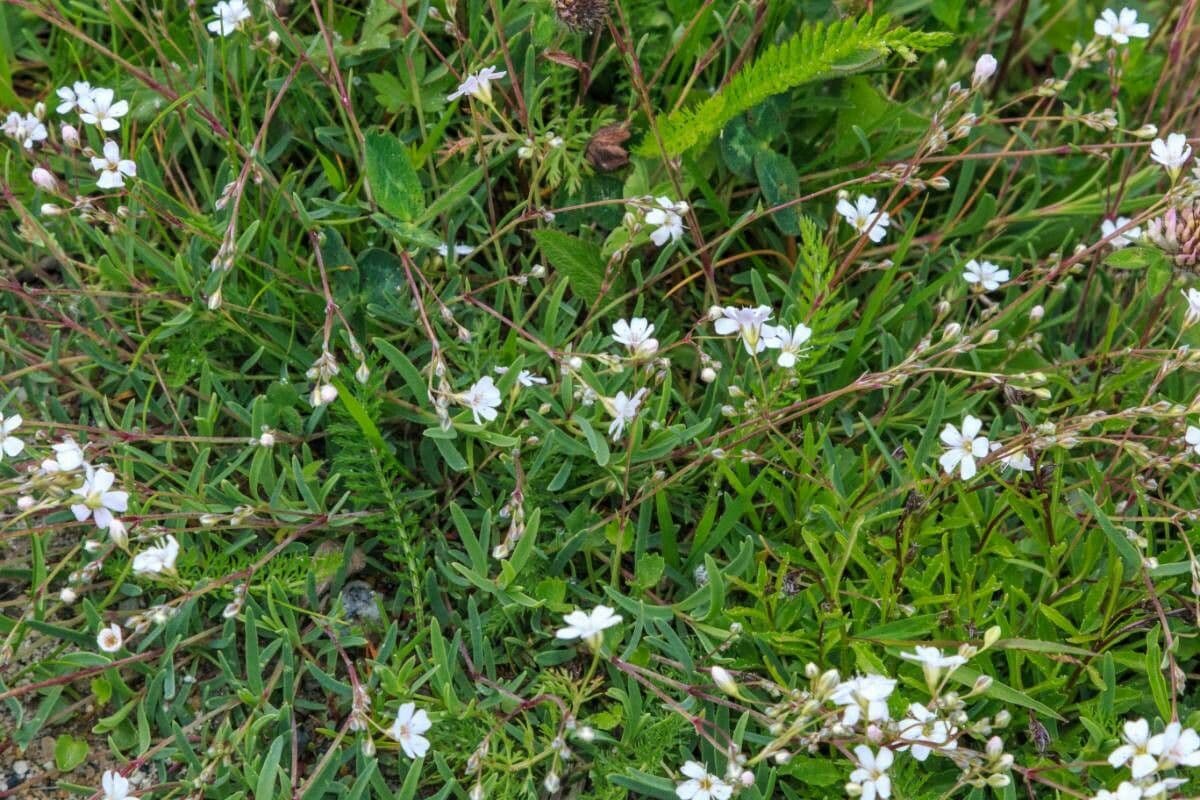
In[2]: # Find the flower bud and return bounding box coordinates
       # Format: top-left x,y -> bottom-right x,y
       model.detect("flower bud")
973,54 -> 998,86
107,518 -> 129,549
41,203 -> 64,216
707,305 -> 724,321
1029,304 -> 1044,322
543,772 -> 560,793
31,167 -> 57,191
983,625 -> 1002,649
207,289 -> 222,311
973,674 -> 993,693
17,495 -> 34,511
1132,124 -> 1158,139
319,383 -> 339,405
355,362 -> 370,384
711,665 -> 739,697
60,587 -> 78,604
700,367 -> 717,383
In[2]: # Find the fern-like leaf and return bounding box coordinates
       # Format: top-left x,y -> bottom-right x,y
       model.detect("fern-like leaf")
641,15 -> 953,158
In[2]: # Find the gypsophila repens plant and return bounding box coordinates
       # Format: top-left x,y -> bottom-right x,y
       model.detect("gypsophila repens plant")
2,0 -> 1200,798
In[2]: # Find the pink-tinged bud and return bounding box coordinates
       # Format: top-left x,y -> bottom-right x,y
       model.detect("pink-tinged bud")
61,124 -> 80,146
31,167 -> 57,191
319,383 -> 339,405
973,54 -> 998,85
40,203 -> 64,216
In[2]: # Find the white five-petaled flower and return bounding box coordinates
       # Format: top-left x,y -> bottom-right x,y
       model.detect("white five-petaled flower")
1093,8 -> 1150,45
830,674 -> 897,726
1101,217 -> 1141,249
208,0 -> 253,36
896,704 -> 956,762
1093,781 -> 1143,800
990,441 -> 1035,472
606,387 -> 648,440
3,111 -> 47,149
765,322 -> 812,368
837,195 -> 891,243
447,66 -> 507,103
91,140 -> 137,189
1108,718 -> 1158,780
100,769 -> 138,800
0,412 -> 24,461
388,702 -> 432,759
939,415 -> 989,480
436,242 -> 474,258
78,87 -> 129,132
494,366 -> 548,387
56,81 -> 97,115
555,605 -> 623,644
97,623 -> 124,653
713,305 -> 776,355
612,317 -> 659,357
1149,133 -> 1193,178
70,467 -> 129,530
1148,722 -> 1200,769
132,535 -> 180,575
1185,425 -> 1200,456
457,376 -> 503,425
849,745 -> 894,800
962,259 -> 1010,292
1183,288 -> 1200,328
675,761 -> 733,800
644,196 -> 688,246
44,437 -> 86,473
900,645 -> 968,688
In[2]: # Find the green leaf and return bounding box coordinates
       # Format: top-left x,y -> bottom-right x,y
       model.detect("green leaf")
54,734 -> 89,771
754,149 -> 803,235
365,132 -> 424,221
573,413 -> 610,466
532,230 -> 606,303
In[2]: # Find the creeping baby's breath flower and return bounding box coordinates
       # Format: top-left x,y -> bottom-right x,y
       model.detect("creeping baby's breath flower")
1150,133 -> 1193,179
1108,718 -> 1157,779
4,111 -> 47,149
0,412 -> 25,461
555,605 -> 622,645
78,88 -> 129,132
900,645 -> 968,689
91,140 -> 136,189
605,387 -> 648,440
1093,7 -> 1150,45
644,196 -> 688,246
1147,721 -> 1200,769
208,0 -> 253,36
388,702 -> 432,759
100,769 -> 138,800
830,674 -> 896,726
70,467 -> 129,530
963,259 -> 1009,292
436,242 -> 474,258
457,376 -> 502,425
939,415 -> 989,480
48,437 -> 85,472
675,761 -> 733,800
896,704 -> 956,761
765,322 -> 812,368
56,81 -> 96,115
713,305 -> 776,355
837,195 -> 891,243
1187,426 -> 1200,456
494,365 -> 548,387
132,535 -> 180,575
96,623 -> 123,653
990,441 -> 1035,472
1101,217 -> 1141,249
1182,288 -> 1200,327
848,745 -> 893,800
447,66 -> 507,103
612,317 -> 659,357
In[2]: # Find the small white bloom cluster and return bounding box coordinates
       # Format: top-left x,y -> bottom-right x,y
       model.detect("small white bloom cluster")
207,0 -> 252,36
625,196 -> 690,246
710,305 -> 813,368
448,66 -> 507,104
939,414 -> 1036,481
1097,718 -> 1200,800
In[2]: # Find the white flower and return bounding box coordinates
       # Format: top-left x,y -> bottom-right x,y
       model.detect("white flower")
830,674 -> 896,726
675,761 -> 733,800
436,242 -> 474,258
939,415 -> 990,480
97,623 -> 124,653
1150,133 -> 1192,178
896,704 -> 956,761
207,0 -> 253,36
900,645 -> 968,687
837,195 -> 891,243
612,317 -> 659,357
990,442 -> 1035,472
1183,288 -> 1200,327
1094,782 -> 1143,800
56,81 -> 97,115
1108,718 -> 1158,780
764,322 -> 812,368
70,467 -> 129,530
1094,8 -> 1150,44
849,745 -> 893,800
447,66 -> 507,103
606,387 -> 648,440
388,702 -> 432,759
457,376 -> 502,425
973,54 -> 997,86
132,535 -> 180,575
555,605 -> 623,643
0,412 -> 25,461
962,259 -> 1010,292
644,196 -> 688,246
100,769 -> 138,800
1148,722 -> 1200,769
50,437 -> 86,472
1101,217 -> 1141,249
1186,425 -> 1200,456
78,88 -> 129,132
712,305 -> 776,355
1140,778 -> 1188,800
91,140 -> 137,189
3,111 -> 47,149
494,366 -> 548,387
